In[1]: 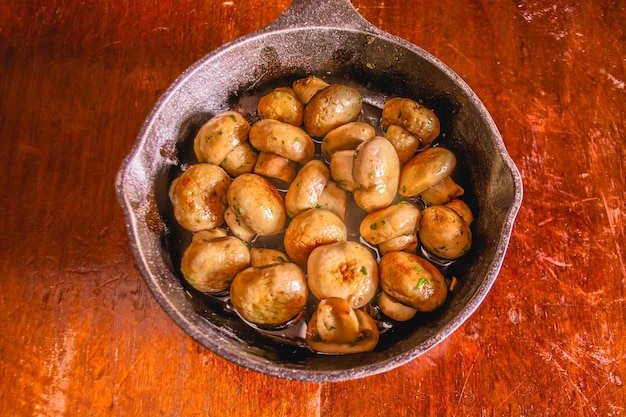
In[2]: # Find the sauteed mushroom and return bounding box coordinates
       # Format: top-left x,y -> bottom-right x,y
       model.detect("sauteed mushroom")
283,208 -> 347,267
305,297 -> 379,354
359,202 -> 421,254
220,142 -> 258,177
180,230 -> 250,294
398,146 -> 463,205
284,160 -> 348,220
303,84 -> 363,137
230,262 -> 308,326
419,204 -> 472,260
169,163 -> 232,232
307,241 -> 378,309
292,75 -> 329,105
381,97 -> 440,149
329,150 -> 357,192
249,247 -> 290,267
376,291 -> 418,322
384,124 -> 421,165
352,136 -> 400,212
193,111 -> 250,165
257,87 -> 304,126
249,119 -> 315,164
445,198 -> 474,225
249,118 -> 315,183
224,173 -> 286,242
321,121 -> 375,158
379,251 -> 448,313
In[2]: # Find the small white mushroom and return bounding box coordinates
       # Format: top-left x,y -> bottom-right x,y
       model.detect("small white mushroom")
381,97 -> 440,148
283,209 -> 347,267
284,160 -> 348,220
352,136 -> 400,213
359,202 -> 421,254
194,111 -> 250,166
307,241 -> 378,309
230,263 -> 308,326
257,87 -> 303,126
419,204 -> 472,260
180,232 -> 250,294
398,146 -> 463,205
168,163 -> 232,232
379,251 -> 448,313
224,173 -> 286,242
305,297 -> 379,354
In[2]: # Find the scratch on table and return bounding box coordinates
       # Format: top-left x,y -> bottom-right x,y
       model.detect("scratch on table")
599,68 -> 626,90
453,351 -> 479,417
600,190 -> 626,279
33,326 -> 76,417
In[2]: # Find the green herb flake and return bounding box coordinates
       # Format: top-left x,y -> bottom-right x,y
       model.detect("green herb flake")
402,185 -> 407,193
230,114 -> 238,122
369,222 -> 377,230
360,266 -> 368,275
417,278 -> 429,289
366,62 -> 375,70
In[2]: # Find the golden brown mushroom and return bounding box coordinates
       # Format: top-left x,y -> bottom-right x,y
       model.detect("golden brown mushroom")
381,97 -> 440,149
180,231 -> 250,294
305,297 -> 379,354
359,202 -> 421,254
224,173 -> 286,242
303,84 -> 363,137
168,163 -> 232,232
398,146 -> 464,205
257,87 -> 304,126
379,251 -> 448,313
283,209 -> 347,267
352,136 -> 401,212
230,262 -> 308,326
284,160 -> 348,220
307,241 -> 378,309
419,204 -> 472,260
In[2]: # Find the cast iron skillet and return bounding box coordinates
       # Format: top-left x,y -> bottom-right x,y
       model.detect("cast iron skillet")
116,0 -> 523,382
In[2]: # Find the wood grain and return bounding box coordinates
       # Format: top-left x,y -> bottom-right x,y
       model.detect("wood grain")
1,0 -> 624,415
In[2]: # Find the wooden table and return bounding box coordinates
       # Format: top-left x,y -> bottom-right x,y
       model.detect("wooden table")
1,0 -> 625,415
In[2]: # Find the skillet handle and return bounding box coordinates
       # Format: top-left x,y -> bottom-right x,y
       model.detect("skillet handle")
265,0 -> 377,32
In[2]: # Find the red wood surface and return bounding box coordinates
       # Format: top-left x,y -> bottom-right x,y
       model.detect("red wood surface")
1,0 -> 625,415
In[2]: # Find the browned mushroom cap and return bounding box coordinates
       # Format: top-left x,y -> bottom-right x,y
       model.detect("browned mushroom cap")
381,97 -> 440,147
193,111 -> 250,165
180,234 -> 250,294
225,173 -> 286,241
359,202 -> 421,247
249,119 -> 315,164
379,251 -> 448,313
376,291 -> 418,321
445,198 -> 474,225
307,241 -> 378,309
220,142 -> 258,177
283,209 -> 347,267
285,160 -> 330,218
398,147 -> 462,202
321,121 -> 376,158
420,176 -> 464,205
292,75 -> 330,105
419,205 -> 472,260
249,248 -> 290,268
384,124 -> 421,165
329,150 -> 357,192
305,297 -> 379,354
257,87 -> 303,126
230,263 -> 308,326
168,163 -> 232,232
253,152 -> 297,184
303,84 -> 363,138
352,136 -> 400,213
